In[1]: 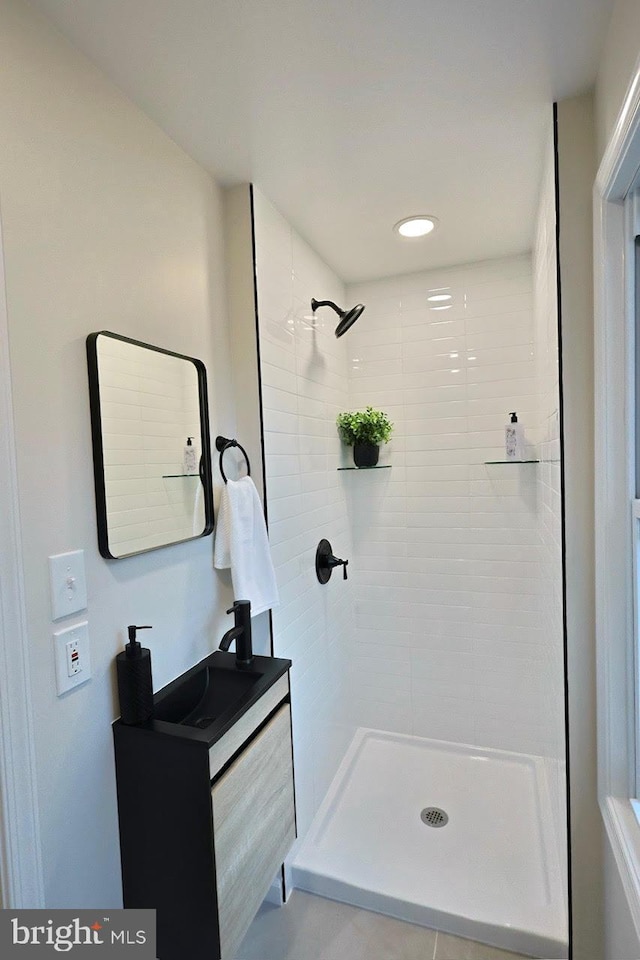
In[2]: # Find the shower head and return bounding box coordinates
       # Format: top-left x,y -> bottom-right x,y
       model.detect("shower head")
311,298 -> 365,338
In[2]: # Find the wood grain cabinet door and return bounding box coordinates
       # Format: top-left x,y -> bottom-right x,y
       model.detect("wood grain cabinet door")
211,704 -> 296,960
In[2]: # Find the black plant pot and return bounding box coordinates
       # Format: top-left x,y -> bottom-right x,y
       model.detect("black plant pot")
353,442 -> 380,468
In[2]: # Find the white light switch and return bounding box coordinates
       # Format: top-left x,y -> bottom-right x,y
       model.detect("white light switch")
54,622 -> 91,695
48,550 -> 87,621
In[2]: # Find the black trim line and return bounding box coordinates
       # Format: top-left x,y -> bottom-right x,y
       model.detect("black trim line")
249,184 -> 276,659
553,100 -> 574,960
249,185 -> 296,890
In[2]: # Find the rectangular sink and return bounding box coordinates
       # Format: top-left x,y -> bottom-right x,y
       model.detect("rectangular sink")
150,651 -> 292,742
154,664 -> 262,728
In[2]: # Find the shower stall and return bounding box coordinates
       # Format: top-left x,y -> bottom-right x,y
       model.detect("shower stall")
244,137 -> 568,958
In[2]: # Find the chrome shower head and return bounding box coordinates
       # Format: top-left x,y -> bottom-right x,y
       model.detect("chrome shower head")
311,298 -> 365,338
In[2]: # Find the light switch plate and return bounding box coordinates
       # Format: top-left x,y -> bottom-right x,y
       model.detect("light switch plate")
53,621 -> 91,695
48,550 -> 87,621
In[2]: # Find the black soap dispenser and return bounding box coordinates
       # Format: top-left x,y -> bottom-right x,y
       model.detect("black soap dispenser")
116,625 -> 154,725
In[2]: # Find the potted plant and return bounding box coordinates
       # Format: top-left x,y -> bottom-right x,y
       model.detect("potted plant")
336,406 -> 393,467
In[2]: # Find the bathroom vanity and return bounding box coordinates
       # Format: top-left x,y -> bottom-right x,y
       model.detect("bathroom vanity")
112,651 -> 295,960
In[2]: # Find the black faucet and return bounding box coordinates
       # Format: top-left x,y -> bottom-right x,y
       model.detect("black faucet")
219,600 -> 253,669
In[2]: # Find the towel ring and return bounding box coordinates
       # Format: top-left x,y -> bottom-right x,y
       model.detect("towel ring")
215,436 -> 251,484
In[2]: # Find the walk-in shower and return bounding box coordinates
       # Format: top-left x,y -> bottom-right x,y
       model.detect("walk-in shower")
252,167 -> 568,958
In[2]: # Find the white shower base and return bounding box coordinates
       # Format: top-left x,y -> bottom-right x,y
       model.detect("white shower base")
292,728 -> 568,959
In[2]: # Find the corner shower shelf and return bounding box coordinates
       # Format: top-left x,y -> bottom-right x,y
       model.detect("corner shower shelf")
162,473 -> 201,478
484,460 -> 540,465
337,465 -> 392,471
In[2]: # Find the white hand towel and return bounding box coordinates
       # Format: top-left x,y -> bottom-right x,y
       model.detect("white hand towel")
213,476 -> 279,617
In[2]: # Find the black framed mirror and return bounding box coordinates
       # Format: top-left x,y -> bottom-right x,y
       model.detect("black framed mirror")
86,331 -> 214,559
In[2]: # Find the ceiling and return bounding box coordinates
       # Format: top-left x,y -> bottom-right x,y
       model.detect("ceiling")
28,0 -> 613,282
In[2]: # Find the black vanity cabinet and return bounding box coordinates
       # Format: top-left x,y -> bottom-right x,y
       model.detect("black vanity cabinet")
112,654 -> 295,960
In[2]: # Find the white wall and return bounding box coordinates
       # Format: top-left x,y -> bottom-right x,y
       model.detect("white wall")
252,189 -> 357,846
0,0 -> 235,907
596,0 -> 640,162
345,256 -> 565,758
556,93 -> 605,960
531,96 -> 606,957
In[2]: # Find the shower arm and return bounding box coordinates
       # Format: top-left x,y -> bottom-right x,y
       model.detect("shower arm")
310,298 -> 341,317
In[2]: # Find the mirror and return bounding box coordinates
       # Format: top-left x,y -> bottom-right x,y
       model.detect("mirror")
86,331 -> 214,559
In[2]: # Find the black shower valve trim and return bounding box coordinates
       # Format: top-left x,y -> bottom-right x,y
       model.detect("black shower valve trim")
315,539 -> 349,584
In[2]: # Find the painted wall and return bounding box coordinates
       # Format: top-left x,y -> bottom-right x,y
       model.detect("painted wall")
555,93 -> 605,960
0,0 -> 235,907
345,255 -> 566,758
252,189 -> 357,847
595,0 -> 640,162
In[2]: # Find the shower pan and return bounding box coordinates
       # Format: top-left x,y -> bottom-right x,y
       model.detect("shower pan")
293,729 -> 567,959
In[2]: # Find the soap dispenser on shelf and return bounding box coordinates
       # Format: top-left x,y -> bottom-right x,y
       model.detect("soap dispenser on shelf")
183,436 -> 198,475
505,412 -> 524,461
116,625 -> 154,725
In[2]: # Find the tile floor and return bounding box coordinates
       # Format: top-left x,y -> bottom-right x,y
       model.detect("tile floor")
235,890 -> 531,960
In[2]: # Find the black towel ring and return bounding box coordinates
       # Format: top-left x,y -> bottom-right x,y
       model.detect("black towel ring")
215,435 -> 251,484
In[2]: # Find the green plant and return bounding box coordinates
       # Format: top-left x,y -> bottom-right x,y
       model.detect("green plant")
336,406 -> 393,446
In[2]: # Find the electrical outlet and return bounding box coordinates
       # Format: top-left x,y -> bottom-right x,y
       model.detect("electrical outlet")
66,639 -> 81,676
54,622 -> 90,695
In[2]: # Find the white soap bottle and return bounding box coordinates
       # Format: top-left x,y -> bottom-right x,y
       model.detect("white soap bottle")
505,412 -> 524,461
183,436 -> 198,474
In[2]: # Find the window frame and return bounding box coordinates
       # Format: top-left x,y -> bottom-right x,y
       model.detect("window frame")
595,66 -> 640,935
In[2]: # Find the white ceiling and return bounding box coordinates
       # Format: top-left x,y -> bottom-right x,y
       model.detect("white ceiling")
28,0 -> 612,282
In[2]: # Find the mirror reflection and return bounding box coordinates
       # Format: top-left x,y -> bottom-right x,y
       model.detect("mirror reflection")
87,332 -> 214,559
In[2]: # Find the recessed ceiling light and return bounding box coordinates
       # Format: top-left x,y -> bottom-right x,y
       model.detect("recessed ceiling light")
394,216 -> 438,238
427,294 -> 452,302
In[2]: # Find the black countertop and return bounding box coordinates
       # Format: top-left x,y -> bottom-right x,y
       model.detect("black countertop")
113,651 -> 292,750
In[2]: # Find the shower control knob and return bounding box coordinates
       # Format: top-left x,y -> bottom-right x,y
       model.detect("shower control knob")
315,539 -> 349,585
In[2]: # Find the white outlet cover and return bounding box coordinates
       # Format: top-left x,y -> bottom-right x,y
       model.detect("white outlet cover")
53,621 -> 91,695
48,550 -> 88,621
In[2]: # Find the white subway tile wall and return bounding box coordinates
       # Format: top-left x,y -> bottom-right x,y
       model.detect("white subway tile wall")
97,336 -> 204,555
253,189 -> 357,843
346,253 -> 564,760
